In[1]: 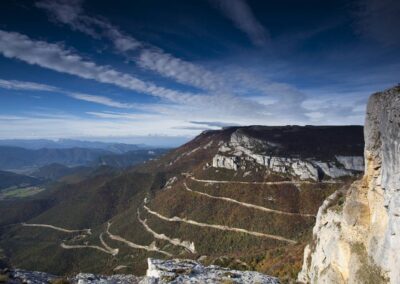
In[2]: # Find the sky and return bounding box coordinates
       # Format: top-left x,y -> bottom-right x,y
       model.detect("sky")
0,0 -> 399,146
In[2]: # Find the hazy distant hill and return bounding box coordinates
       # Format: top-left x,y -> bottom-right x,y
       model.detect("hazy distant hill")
0,139 -> 147,153
0,146 -> 169,171
91,149 -> 169,168
0,146 -> 110,171
0,170 -> 41,190
31,164 -> 92,181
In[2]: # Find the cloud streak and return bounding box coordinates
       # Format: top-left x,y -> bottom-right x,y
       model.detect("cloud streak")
189,121 -> 239,128
212,0 -> 270,47
36,0 -> 141,52
0,31 -> 280,119
36,0 -> 225,92
0,79 -> 58,91
67,93 -> 137,109
0,30 -> 199,104
0,78 -> 140,109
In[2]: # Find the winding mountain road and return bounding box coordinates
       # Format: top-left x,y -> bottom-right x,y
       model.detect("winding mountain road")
105,222 -> 172,256
143,205 -> 297,244
137,211 -> 196,254
184,183 -> 315,217
100,232 -> 119,255
21,223 -> 91,235
21,222 -> 118,255
189,176 -> 341,185
60,241 -> 117,255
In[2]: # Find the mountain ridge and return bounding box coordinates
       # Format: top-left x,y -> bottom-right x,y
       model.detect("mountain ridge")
0,124 -> 364,281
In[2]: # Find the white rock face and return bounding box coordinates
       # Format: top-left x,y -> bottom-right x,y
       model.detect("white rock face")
314,161 -> 351,179
144,258 -> 279,283
164,176 -> 177,189
298,86 -> 400,283
335,156 -> 364,171
291,160 -> 320,181
212,131 -> 363,181
212,154 -> 239,171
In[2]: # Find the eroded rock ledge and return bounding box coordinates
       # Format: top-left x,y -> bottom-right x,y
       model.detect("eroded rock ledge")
298,86 -> 400,283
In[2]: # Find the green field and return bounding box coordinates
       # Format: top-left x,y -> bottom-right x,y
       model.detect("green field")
0,186 -> 45,200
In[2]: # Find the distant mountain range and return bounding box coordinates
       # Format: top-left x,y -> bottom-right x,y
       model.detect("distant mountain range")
0,146 -> 109,171
0,146 -> 169,172
0,139 -> 150,153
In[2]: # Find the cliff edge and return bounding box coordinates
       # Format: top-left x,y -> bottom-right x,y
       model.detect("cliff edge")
298,86 -> 400,283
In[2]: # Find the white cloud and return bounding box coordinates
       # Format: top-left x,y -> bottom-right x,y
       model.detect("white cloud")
86,111 -> 164,120
0,78 -> 140,109
0,30 -> 199,104
67,93 -> 137,109
0,31 -> 281,120
0,78 -> 58,91
212,0 -> 270,47
302,91 -> 367,125
36,0 -> 141,51
137,49 -> 223,91
36,0 -> 226,92
0,112 -> 198,139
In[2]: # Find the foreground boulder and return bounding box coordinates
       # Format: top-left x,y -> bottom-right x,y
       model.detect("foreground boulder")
298,86 -> 400,283
143,258 -> 279,283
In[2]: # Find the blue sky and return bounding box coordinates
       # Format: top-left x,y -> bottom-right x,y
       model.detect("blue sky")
0,0 -> 399,145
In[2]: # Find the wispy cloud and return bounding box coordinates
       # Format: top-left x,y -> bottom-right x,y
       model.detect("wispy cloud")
0,78 -> 139,109
86,111 -> 164,120
0,31 -> 282,120
67,93 -> 137,109
36,0 -> 225,92
0,112 -> 197,139
212,0 -> 270,47
34,0 -> 309,116
189,121 -> 239,128
0,30 -> 199,104
137,49 -> 223,91
0,79 -> 58,91
36,0 -> 141,52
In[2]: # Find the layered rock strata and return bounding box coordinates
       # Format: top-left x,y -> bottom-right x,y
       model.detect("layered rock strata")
212,129 -> 364,181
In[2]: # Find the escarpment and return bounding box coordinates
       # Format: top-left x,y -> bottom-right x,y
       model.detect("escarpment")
298,86 -> 400,283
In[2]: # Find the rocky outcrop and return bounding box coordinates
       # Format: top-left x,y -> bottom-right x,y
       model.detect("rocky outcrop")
144,258 -> 279,283
212,130 -> 364,181
298,86 -> 400,283
3,258 -> 278,284
212,154 -> 239,171
4,269 -> 142,284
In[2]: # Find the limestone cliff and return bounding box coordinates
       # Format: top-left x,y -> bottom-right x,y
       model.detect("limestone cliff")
298,86 -> 400,283
212,128 -> 364,181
